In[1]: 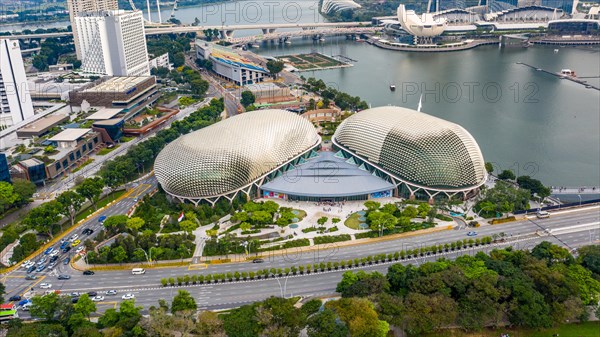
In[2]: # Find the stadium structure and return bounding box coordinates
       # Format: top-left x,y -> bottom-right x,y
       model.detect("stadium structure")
154,107 -> 487,205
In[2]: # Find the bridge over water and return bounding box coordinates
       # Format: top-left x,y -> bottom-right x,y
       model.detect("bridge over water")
6,21 -> 372,40
228,26 -> 381,45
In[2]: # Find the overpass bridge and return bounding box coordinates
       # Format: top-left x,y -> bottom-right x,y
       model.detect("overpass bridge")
6,21 -> 372,40
229,26 -> 381,45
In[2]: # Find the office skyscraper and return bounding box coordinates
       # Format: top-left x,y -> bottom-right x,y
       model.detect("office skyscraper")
75,10 -> 151,77
0,39 -> 35,129
67,0 -> 119,59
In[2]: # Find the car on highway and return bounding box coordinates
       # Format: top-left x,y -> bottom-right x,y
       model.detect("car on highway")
63,258 -> 70,265
98,215 -> 107,223
9,295 -> 21,302
252,258 -> 264,263
48,261 -> 58,269
536,210 -> 550,219
36,264 -> 46,272
21,260 -> 34,269
121,293 -> 135,300
26,265 -> 36,274
69,234 -> 79,242
37,256 -> 47,265
18,299 -> 30,307
467,231 -> 478,237
49,256 -> 59,263
62,246 -> 72,253
71,239 -> 81,247
39,283 -> 52,289
43,247 -> 55,255
82,228 -> 94,235
49,249 -> 59,257
25,275 -> 38,280
71,297 -> 79,304
20,301 -> 32,311
105,290 -> 118,296
75,246 -> 84,254
60,241 -> 70,250
87,291 -> 98,297
92,295 -> 105,302
69,292 -> 80,297
57,274 -> 71,280
83,270 -> 95,275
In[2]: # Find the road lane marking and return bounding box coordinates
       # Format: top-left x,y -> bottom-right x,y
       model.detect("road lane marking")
21,275 -> 46,296
188,264 -> 208,271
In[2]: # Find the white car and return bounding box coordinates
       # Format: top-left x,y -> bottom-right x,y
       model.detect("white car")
69,234 -> 79,242
105,290 -> 118,296
75,246 -> 84,254
121,293 -> 135,300
22,261 -> 34,268
92,295 -> 105,302
39,283 -> 52,289
49,250 -> 59,257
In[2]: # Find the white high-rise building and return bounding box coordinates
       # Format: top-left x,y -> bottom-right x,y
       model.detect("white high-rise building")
75,10 -> 150,77
0,39 -> 35,129
67,0 -> 119,59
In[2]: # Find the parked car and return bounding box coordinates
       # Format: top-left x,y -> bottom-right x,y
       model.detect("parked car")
71,239 -> 81,247
121,293 -> 135,300
57,274 -> 71,280
83,270 -> 95,275
9,295 -> 21,302
92,295 -> 105,302
39,283 -> 52,289
105,290 -> 118,296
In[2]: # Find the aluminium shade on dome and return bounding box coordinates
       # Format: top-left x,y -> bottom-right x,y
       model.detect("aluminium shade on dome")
333,106 -> 486,189
155,109 -> 320,199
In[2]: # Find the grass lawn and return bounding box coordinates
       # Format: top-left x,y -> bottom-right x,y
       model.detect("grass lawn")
72,159 -> 94,173
73,190 -> 126,224
344,212 -> 362,230
422,321 -> 600,337
97,145 -> 119,155
120,136 -> 135,142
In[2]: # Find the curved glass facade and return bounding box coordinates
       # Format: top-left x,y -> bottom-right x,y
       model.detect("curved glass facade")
154,109 -> 321,204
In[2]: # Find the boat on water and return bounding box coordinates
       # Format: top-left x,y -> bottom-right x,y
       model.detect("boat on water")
389,84 -> 396,91
251,44 -> 260,48
554,49 -> 559,53
284,40 -> 292,45
319,37 -> 325,42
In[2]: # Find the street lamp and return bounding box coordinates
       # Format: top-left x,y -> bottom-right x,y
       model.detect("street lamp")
269,272 -> 290,298
134,248 -> 151,264
578,194 -> 582,206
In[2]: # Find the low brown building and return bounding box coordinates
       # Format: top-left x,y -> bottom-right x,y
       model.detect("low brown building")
69,76 -> 159,117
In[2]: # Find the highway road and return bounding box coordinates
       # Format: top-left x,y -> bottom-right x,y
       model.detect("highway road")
3,206 -> 598,315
